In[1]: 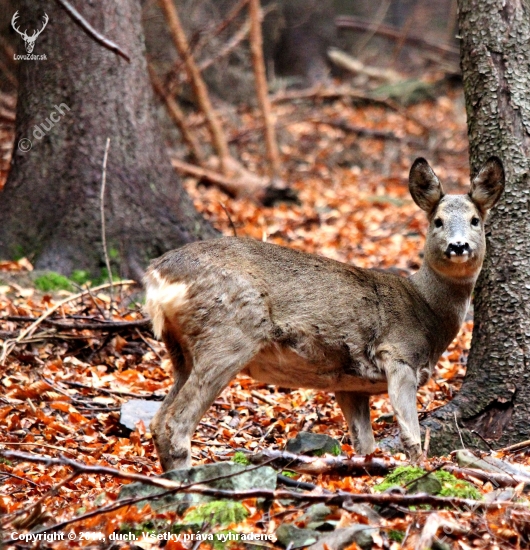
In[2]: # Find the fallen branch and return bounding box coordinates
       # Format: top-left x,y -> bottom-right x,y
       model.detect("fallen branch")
271,86 -> 430,132
444,465 -> 530,489
0,280 -> 137,364
3,315 -> 150,332
55,0 -> 130,62
171,157 -> 268,199
247,449 -> 402,476
328,48 -> 401,83
499,439 -> 530,454
335,15 -> 459,59
1,450 -> 525,520
313,117 -> 424,146
60,379 -> 164,400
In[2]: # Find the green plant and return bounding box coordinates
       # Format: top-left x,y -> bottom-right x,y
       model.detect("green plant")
183,501 -> 249,528
231,452 -> 250,466
34,272 -> 73,292
388,530 -> 405,543
70,269 -> 91,285
374,466 -> 481,500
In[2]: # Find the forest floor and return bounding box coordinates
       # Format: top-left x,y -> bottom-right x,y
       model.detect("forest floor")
1,81 -> 530,549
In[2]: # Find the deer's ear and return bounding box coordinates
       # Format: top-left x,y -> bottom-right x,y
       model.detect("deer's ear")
469,156 -> 505,213
409,158 -> 444,213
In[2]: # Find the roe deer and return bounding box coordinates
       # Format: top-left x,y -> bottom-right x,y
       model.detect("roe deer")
145,157 -> 504,471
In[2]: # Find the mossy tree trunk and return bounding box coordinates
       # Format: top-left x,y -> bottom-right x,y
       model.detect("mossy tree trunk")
0,0 -> 217,279
424,0 -> 530,454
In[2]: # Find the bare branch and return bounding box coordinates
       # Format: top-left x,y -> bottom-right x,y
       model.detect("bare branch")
54,0 -> 130,62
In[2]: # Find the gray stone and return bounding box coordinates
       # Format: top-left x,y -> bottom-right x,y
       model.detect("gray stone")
285,432 -> 343,456
118,462 -> 277,512
119,399 -> 161,432
308,525 -> 378,550
275,524 -> 322,548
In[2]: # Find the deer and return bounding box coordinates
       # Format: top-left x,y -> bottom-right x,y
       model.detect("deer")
11,11 -> 49,54
144,157 -> 504,471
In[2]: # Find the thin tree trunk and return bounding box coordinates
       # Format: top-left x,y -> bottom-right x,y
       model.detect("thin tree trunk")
248,0 -> 281,182
0,0 -> 217,279
158,0 -> 231,173
424,0 -> 530,454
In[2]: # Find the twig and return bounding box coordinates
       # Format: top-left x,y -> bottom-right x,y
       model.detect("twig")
423,427 -> 431,458
0,449 -> 522,537
335,15 -> 459,59
498,439 -> 530,453
100,138 -> 113,312
0,473 -> 76,526
0,280 -> 136,364
55,0 -> 130,62
454,412 -> 466,449
248,449 -> 401,476
219,203 -> 238,237
250,389 -> 276,406
248,0 -> 281,182
158,0 -> 230,172
170,157 -> 241,197
59,379 -> 164,400
198,19 -> 250,73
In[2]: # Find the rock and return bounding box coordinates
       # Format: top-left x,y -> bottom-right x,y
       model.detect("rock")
307,525 -> 379,550
118,462 -> 277,513
275,524 -> 322,548
484,488 -> 517,502
299,503 -> 334,530
408,474 -> 443,495
119,399 -> 161,432
285,432 -> 343,456
342,502 -> 382,524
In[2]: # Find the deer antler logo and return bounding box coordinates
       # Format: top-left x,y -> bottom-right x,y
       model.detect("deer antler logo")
11,11 -> 49,54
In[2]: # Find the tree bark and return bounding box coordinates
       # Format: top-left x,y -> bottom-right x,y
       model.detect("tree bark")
0,0 -> 217,279
424,0 -> 530,454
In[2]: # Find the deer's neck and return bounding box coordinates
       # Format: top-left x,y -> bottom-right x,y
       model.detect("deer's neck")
410,263 -> 476,333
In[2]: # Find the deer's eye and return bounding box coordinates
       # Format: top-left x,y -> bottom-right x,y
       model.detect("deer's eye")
434,218 -> 443,228
471,217 -> 480,226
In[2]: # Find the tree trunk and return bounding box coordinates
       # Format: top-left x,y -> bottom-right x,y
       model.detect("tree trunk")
0,0 -> 217,279
424,0 -> 530,454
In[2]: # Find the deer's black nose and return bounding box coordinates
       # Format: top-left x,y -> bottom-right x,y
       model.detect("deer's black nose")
446,242 -> 470,256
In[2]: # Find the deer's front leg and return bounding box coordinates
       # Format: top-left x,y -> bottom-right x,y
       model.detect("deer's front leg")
385,361 -> 422,461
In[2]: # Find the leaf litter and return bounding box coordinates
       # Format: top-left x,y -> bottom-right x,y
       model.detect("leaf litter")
1,87 -> 530,549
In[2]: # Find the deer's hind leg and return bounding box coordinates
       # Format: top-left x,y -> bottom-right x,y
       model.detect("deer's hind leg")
335,392 -> 375,456
152,324 -> 266,472
150,328 -> 193,471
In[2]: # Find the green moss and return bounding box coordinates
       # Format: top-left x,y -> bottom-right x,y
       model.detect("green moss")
183,501 -> 249,528
231,452 -> 250,466
281,470 -> 298,478
388,530 -> 405,543
312,442 -> 341,457
34,272 -> 73,292
435,470 -> 481,500
70,270 -> 91,285
374,466 -> 481,500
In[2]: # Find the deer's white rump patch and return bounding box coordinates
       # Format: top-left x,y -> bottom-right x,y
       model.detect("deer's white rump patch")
144,271 -> 188,339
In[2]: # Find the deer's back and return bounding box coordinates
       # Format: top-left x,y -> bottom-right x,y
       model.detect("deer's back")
147,237 -> 447,391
